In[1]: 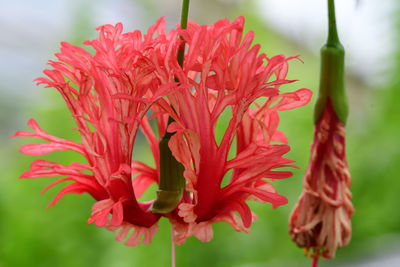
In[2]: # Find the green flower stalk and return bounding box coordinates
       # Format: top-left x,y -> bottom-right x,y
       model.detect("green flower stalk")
289,0 -> 354,265
314,0 -> 348,124
150,0 -> 190,214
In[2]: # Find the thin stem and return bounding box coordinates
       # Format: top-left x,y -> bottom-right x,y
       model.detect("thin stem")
327,0 -> 340,45
151,0 -> 190,215
171,224 -> 176,267
177,0 -> 190,67
311,256 -> 319,267
180,0 -> 190,30
169,2 -> 190,265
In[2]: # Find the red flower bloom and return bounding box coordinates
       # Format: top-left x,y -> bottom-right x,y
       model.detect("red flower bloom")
14,16 -> 312,246
289,100 -> 353,259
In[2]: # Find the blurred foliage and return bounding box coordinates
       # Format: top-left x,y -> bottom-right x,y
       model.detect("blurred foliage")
1,1 -> 400,267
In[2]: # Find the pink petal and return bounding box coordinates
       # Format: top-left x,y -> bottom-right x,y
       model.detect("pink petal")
124,229 -> 141,247
115,224 -> 131,242
228,198 -> 253,228
192,222 -> 213,242
111,201 -> 124,226
242,187 -> 288,208
47,184 -> 92,209
274,88 -> 313,111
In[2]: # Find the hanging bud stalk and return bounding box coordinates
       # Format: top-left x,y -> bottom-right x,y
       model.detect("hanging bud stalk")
150,0 -> 190,214
314,0 -> 348,124
289,0 -> 354,265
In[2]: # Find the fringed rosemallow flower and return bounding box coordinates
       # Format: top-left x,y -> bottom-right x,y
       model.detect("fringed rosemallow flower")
289,0 -> 353,264
13,16 -> 312,247
127,16 -> 312,244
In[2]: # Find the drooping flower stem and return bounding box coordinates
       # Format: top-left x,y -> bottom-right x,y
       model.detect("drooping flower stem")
177,0 -> 190,67
151,3 -> 190,267
150,0 -> 190,214
314,0 -> 348,124
171,224 -> 176,267
311,256 -> 319,267
327,0 -> 339,45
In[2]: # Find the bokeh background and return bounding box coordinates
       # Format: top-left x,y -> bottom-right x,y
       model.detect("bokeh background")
1,0 -> 399,266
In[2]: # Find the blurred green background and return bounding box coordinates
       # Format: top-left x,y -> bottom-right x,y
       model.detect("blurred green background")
1,0 -> 399,266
